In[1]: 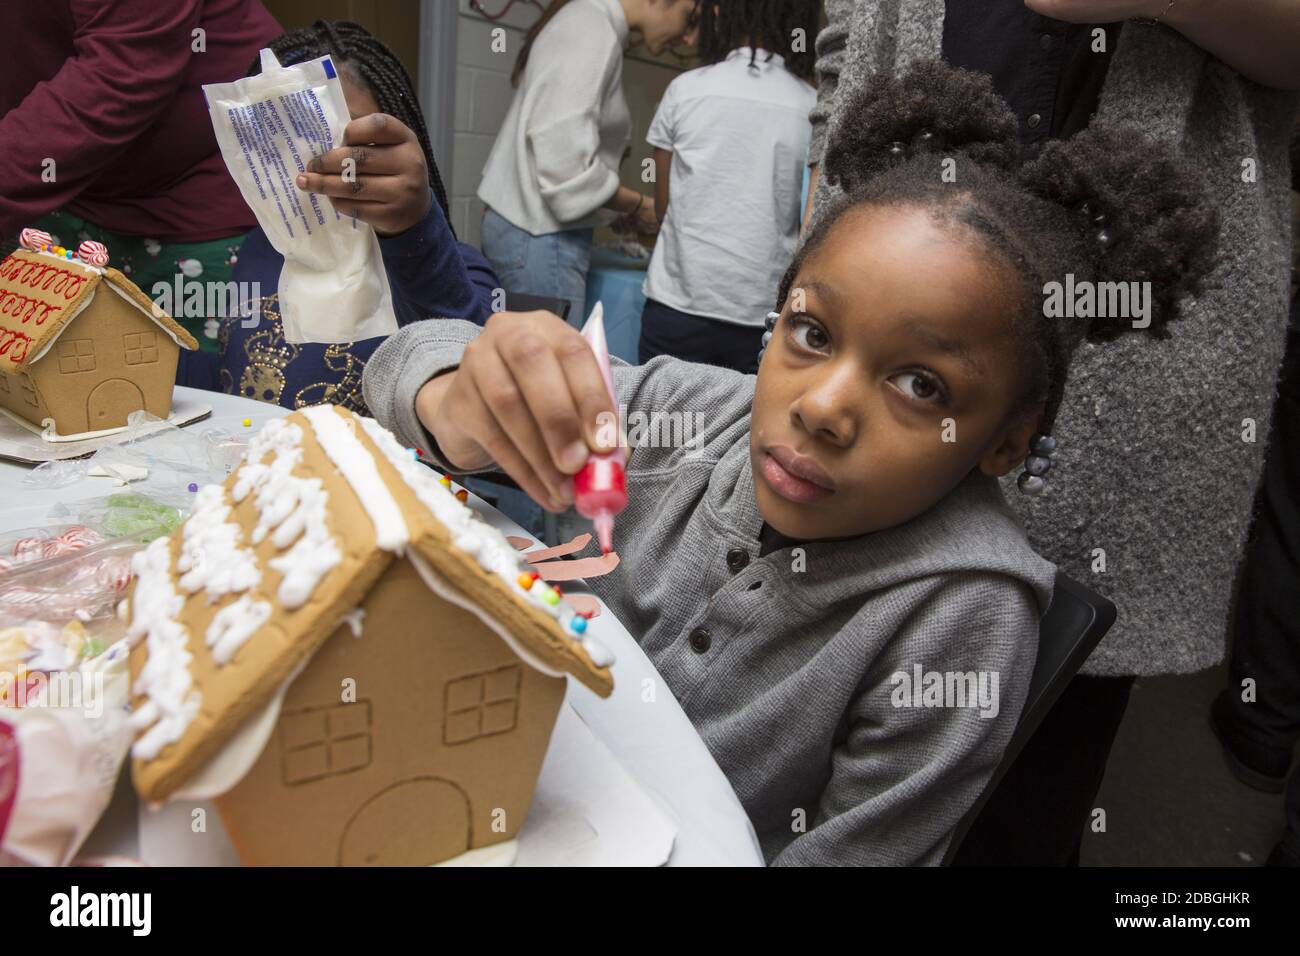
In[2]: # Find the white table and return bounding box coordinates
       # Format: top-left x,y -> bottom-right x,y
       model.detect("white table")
1,387 -> 763,867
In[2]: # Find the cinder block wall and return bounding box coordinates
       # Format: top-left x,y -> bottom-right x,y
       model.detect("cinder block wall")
452,0 -> 688,247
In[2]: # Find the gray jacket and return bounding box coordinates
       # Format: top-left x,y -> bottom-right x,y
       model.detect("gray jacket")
363,319 -> 1056,865
810,1 -> 1296,676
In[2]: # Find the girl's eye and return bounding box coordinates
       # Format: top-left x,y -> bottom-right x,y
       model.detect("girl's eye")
787,316 -> 830,352
888,371 -> 948,405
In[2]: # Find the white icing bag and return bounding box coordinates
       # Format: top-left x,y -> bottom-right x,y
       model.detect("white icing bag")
203,49 -> 398,344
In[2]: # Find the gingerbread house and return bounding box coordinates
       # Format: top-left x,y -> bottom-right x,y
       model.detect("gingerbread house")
123,405 -> 613,866
0,238 -> 197,439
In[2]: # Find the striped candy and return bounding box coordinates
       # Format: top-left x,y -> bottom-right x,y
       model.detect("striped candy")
19,228 -> 52,252
77,240 -> 109,267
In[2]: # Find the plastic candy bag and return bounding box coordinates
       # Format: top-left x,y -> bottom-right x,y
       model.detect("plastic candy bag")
204,49 -> 397,344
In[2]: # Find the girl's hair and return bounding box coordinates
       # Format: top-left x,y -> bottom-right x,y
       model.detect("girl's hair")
512,0 -> 575,88
696,1 -> 820,81
253,20 -> 454,236
784,59 -> 1220,435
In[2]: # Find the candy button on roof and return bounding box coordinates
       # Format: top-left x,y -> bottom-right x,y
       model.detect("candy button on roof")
689,628 -> 712,653
726,548 -> 750,573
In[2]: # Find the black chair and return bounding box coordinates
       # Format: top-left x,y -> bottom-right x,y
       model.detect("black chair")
501,291 -> 572,323
941,571 -> 1117,865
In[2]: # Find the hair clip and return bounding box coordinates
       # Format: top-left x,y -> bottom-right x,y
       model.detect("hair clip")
1017,433 -> 1057,496
757,311 -> 779,364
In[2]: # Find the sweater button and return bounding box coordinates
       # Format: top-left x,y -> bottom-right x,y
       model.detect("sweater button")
726,548 -> 750,573
689,628 -> 712,653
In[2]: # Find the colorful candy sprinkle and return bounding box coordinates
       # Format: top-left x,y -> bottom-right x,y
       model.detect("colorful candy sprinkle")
516,573 -> 535,591
569,616 -> 588,635
542,588 -> 560,607
455,489 -> 468,503
242,418 -> 251,427
439,475 -> 452,489
187,482 -> 198,493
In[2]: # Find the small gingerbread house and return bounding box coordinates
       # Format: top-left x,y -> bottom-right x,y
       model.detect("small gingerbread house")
0,240 -> 197,439
124,405 -> 613,866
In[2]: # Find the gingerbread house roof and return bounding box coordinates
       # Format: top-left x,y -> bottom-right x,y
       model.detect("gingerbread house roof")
125,404 -> 614,801
0,249 -> 198,373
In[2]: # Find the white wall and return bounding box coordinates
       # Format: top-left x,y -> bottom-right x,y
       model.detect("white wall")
451,0 -> 689,247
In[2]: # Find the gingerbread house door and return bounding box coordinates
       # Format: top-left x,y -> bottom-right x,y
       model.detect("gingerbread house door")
86,378 -> 144,430
337,777 -> 471,866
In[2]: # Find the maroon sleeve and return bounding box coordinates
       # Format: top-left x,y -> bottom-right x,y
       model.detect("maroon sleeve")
0,0 -> 205,237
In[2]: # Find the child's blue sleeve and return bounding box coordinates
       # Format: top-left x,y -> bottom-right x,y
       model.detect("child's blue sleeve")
379,201 -> 490,326
455,241 -> 501,326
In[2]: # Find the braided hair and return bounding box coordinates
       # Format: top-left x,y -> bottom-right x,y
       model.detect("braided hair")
696,0 -> 820,81
252,20 -> 454,236
786,59 -> 1220,438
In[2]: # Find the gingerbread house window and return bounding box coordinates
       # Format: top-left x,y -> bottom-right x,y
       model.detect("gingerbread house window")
124,331 -> 158,365
57,338 -> 96,374
444,664 -> 522,745
278,699 -> 372,785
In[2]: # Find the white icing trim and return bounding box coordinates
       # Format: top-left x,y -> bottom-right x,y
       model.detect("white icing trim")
127,536 -> 202,759
206,594 -> 272,665
178,485 -> 260,600
407,552 -> 567,680
301,405 -> 408,552
231,419 -> 341,609
341,608 -> 365,637
582,637 -> 614,668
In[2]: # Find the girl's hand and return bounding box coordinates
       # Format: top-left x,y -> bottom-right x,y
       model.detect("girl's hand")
296,112 -> 432,236
416,311 -> 618,512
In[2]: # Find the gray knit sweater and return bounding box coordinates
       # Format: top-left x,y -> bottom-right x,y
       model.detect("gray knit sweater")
363,319 -> 1056,865
809,0 -> 1296,676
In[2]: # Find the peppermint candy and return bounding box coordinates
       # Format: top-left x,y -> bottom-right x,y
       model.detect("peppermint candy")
18,228 -> 52,252
77,240 -> 109,267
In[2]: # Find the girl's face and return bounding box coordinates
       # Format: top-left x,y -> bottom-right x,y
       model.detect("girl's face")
638,0 -> 700,54
749,205 -> 1039,540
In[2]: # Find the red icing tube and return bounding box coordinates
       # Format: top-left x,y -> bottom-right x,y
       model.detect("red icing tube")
573,303 -> 627,554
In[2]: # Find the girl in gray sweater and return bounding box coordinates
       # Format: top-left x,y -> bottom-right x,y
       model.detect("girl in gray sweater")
363,61 -> 1217,865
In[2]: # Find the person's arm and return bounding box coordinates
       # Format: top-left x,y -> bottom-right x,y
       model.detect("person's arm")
770,574 -> 1040,866
377,200 -> 484,326
0,0 -> 206,237
1026,0 -> 1300,90
456,242 -> 503,326
653,148 -> 672,222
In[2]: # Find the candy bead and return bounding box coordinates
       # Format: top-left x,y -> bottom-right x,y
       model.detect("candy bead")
516,573 -> 535,590
439,475 -> 452,488
455,489 -> 468,503
242,418 -> 251,427
570,616 -> 588,635
188,482 -> 199,492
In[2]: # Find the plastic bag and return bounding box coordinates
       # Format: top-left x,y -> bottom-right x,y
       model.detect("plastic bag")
204,48 -> 398,344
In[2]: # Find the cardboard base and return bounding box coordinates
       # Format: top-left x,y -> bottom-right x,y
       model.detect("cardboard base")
0,398 -> 211,464
434,839 -> 518,867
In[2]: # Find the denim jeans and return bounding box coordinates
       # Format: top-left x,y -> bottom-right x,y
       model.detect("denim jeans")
481,207 -> 593,325
473,209 -> 595,538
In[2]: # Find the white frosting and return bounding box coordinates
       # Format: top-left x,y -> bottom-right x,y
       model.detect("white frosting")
341,608 -> 366,637
582,637 -> 614,668
301,405 -> 409,552
206,595 -> 272,665
177,485 -> 260,600
231,418 -> 341,609
127,537 -> 202,759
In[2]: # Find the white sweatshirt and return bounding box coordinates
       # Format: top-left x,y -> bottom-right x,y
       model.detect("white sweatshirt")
477,0 -> 631,235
